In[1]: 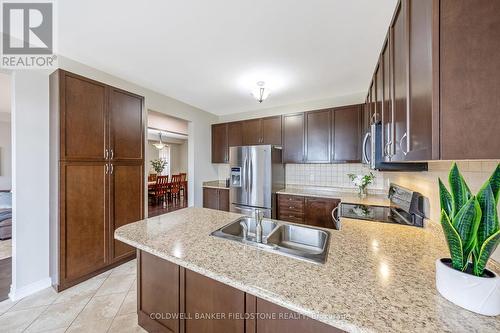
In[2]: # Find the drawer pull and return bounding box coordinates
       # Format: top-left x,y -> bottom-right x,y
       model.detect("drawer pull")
289,215 -> 295,218
288,206 -> 294,209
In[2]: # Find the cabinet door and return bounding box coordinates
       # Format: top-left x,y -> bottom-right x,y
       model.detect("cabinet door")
262,116 -> 282,145
282,113 -> 305,163
61,72 -> 107,161
212,124 -> 228,163
109,88 -> 144,161
382,38 -> 392,162
228,122 -> 243,147
404,0 -> 434,161
60,162 -> 108,283
391,0 -> 408,161
304,197 -> 340,229
218,189 -> 229,212
185,270 -> 245,333
138,251 -> 180,333
255,298 -> 341,333
110,162 -> 144,262
374,65 -> 382,123
439,0 -> 500,159
332,105 -> 361,162
305,110 -> 331,163
203,188 -> 220,210
242,119 -> 262,145
370,81 -> 376,123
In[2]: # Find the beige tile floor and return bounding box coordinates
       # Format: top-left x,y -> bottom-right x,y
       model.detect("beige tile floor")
0,259 -> 145,333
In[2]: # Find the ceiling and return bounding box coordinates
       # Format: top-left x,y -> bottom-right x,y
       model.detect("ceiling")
58,0 -> 397,115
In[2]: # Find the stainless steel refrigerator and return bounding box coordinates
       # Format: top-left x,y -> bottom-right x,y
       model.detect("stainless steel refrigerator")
229,145 -> 285,218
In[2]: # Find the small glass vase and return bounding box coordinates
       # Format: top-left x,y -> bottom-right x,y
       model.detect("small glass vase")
358,187 -> 368,198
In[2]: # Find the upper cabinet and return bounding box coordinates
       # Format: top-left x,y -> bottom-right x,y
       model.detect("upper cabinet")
59,71 -> 144,162
242,116 -> 282,146
305,109 -> 331,163
261,116 -> 282,145
366,0 -> 500,161
332,105 -> 362,162
242,118 -> 262,145
212,116 -> 282,163
283,113 -> 305,163
60,73 -> 107,161
109,87 -> 144,161
439,0 -> 500,159
211,123 -> 228,163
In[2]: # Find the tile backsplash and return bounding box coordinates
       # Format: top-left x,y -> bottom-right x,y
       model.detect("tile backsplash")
285,163 -> 385,190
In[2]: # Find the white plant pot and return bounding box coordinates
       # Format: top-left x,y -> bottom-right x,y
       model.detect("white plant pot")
436,258 -> 500,316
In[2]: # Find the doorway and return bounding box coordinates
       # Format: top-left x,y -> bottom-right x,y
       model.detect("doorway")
146,112 -> 189,217
0,72 -> 12,301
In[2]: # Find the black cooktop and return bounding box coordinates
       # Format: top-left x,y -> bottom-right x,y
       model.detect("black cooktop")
339,184 -> 426,228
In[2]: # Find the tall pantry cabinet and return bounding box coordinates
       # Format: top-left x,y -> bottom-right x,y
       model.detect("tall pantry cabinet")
50,70 -> 144,291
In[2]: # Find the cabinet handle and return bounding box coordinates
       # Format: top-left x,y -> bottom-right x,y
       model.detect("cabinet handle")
110,164 -> 114,174
105,149 -> 109,160
400,133 -> 408,156
288,206 -> 294,209
105,164 -> 109,174
110,149 -> 114,159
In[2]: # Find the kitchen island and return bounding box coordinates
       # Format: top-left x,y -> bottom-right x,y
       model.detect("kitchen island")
115,207 -> 500,333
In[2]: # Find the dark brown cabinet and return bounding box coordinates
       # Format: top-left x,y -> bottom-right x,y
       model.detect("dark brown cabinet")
332,105 -> 362,162
60,162 -> 109,282
304,197 -> 340,229
242,116 -> 282,146
110,162 -> 144,262
137,250 -> 342,333
50,70 -> 144,291
185,270 -> 245,333
305,109 -> 331,163
366,0 -> 500,161
277,194 -> 340,229
242,118 -> 262,145
261,116 -> 282,145
61,74 -> 107,161
109,88 -> 144,161
138,251 -> 181,333
228,121 -> 243,147
439,0 -> 500,160
282,113 -> 305,163
211,123 -> 228,163
203,187 -> 229,212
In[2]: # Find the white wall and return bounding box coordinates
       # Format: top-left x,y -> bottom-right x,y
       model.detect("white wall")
11,70 -> 51,299
0,121 -> 11,190
169,142 -> 188,175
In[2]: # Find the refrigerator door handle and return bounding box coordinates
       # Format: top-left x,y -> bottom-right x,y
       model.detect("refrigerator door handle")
249,155 -> 253,193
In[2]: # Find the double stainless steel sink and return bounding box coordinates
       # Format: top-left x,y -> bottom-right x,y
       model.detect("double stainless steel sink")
211,216 -> 330,264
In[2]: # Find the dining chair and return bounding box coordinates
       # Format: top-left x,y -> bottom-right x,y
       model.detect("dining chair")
149,175 -> 169,204
168,174 -> 181,202
179,173 -> 187,199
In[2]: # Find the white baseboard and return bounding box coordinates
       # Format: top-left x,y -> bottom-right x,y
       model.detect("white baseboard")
9,277 -> 52,301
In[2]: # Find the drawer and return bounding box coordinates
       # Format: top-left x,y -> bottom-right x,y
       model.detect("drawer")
277,194 -> 305,206
278,212 -> 304,224
278,201 -> 304,212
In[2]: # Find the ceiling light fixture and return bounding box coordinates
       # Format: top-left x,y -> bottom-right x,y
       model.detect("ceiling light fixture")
251,81 -> 270,103
153,132 -> 166,150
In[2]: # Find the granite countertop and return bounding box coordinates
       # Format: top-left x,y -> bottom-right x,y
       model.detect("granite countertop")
202,180 -> 229,189
115,208 -> 500,333
277,186 -> 391,206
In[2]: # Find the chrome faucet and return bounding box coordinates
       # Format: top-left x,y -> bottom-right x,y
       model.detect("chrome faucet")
255,209 -> 264,243
240,220 -> 248,240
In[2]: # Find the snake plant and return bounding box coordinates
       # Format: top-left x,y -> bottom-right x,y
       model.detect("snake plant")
439,163 -> 500,277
